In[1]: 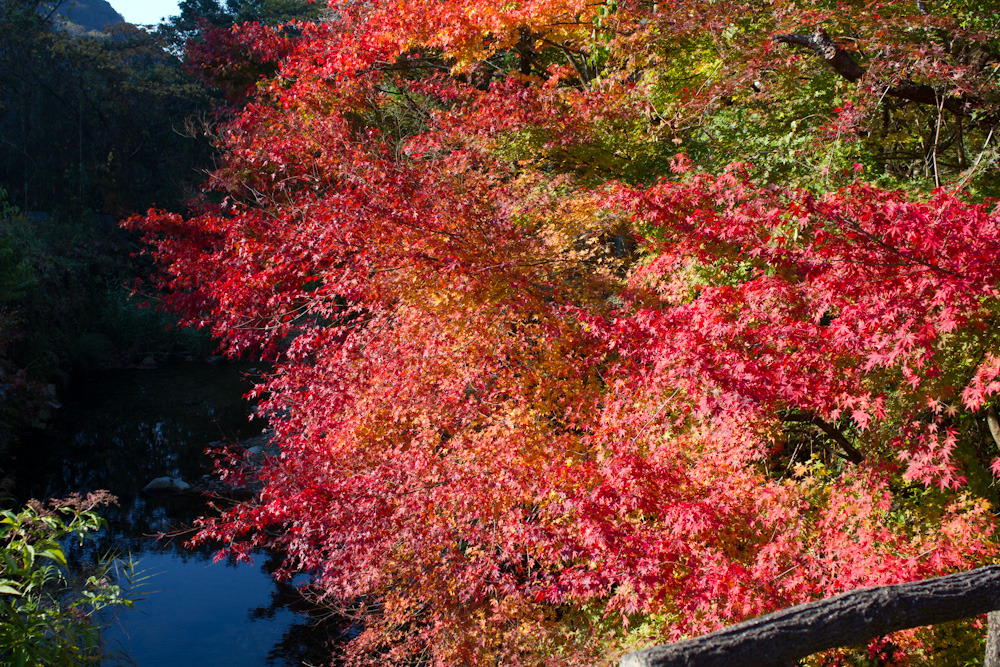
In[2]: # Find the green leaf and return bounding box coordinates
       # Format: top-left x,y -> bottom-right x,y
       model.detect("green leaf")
0,582 -> 22,596
37,548 -> 67,568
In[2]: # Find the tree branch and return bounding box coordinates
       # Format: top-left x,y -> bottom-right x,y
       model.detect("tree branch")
773,30 -> 865,83
621,566 -> 1000,667
986,405 -> 1000,451
773,29 -> 978,116
782,412 -> 865,464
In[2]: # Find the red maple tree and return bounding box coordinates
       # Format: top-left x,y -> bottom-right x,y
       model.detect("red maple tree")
133,0 -> 1000,663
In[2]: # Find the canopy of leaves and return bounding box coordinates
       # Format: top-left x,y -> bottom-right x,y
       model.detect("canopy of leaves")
153,0 -> 323,55
134,0 -> 1000,664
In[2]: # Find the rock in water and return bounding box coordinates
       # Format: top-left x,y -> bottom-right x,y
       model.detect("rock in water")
142,476 -> 192,494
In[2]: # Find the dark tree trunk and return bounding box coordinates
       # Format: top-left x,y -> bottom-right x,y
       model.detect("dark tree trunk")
621,566 -> 1000,667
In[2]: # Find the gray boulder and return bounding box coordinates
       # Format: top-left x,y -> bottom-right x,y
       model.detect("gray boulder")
142,476 -> 192,494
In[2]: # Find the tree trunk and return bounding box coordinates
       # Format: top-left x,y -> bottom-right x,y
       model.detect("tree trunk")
986,611 -> 1000,667
620,566 -> 1000,667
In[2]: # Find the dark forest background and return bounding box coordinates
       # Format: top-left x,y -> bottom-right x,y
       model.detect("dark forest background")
0,0 -> 321,484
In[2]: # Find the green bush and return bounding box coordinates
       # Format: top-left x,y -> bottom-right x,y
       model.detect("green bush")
0,492 -> 132,666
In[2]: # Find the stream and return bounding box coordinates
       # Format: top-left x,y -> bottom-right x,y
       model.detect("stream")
16,362 -> 336,666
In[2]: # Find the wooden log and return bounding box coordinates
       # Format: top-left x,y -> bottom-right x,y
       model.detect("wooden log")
621,566 -> 1000,667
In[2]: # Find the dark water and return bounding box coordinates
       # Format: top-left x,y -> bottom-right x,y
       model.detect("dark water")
17,363 -> 336,666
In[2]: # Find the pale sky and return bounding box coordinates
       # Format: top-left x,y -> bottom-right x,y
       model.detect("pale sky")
109,0 -> 183,26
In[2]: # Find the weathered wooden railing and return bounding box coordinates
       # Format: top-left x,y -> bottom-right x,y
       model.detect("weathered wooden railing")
620,566 -> 1000,667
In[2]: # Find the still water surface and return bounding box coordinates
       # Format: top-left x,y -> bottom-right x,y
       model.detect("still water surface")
18,363 -> 331,666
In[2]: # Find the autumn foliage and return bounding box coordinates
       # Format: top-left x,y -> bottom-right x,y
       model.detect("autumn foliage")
133,0 -> 1000,664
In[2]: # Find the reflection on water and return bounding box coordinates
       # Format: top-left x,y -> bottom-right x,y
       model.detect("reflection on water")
107,551 -> 323,667
109,552 -> 295,665
17,363 -> 337,666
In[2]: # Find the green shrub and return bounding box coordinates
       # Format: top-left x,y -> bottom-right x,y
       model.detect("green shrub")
0,492 -> 132,666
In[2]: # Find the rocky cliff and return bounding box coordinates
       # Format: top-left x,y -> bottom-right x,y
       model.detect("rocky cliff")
53,0 -> 125,34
